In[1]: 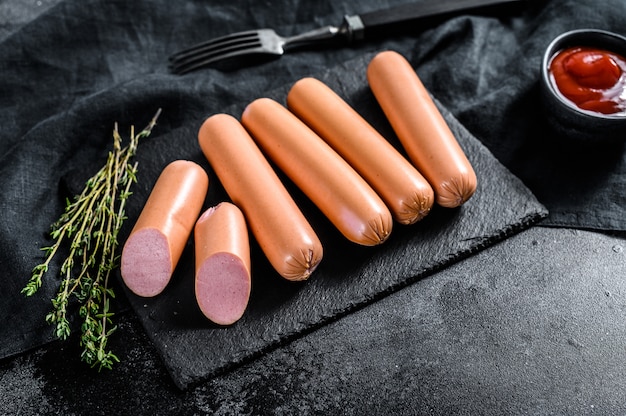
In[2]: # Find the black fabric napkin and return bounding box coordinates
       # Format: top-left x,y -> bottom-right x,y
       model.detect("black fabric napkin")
0,0 -> 623,374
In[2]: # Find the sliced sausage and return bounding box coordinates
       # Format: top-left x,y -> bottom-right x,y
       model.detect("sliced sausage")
194,202 -> 251,326
121,160 -> 209,297
241,98 -> 393,246
287,77 -> 434,225
367,50 -> 478,208
198,113 -> 322,281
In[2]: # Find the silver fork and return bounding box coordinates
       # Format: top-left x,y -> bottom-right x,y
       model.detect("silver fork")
168,0 -> 529,74
169,25 -> 353,75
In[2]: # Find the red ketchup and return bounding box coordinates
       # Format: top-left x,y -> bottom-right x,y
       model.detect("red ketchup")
549,46 -> 626,115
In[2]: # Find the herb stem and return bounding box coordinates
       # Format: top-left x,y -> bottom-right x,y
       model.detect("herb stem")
23,109 -> 162,370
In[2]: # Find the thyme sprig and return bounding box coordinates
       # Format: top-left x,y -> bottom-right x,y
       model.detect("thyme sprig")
23,109 -> 162,371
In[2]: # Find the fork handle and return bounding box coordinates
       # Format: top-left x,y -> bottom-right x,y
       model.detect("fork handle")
343,0 -> 531,42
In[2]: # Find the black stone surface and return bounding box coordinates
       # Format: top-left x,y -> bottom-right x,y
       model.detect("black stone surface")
124,62 -> 546,389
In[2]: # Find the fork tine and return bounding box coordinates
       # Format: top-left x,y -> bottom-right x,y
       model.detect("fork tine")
172,47 -> 278,75
169,28 -> 288,74
170,38 -> 261,68
169,39 -> 264,74
171,45 -> 271,74
169,30 -> 265,74
169,30 -> 260,61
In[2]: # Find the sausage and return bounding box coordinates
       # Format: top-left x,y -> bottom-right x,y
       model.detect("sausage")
367,50 -> 478,208
241,97 -> 393,246
194,202 -> 251,325
120,160 -> 209,297
286,77 -> 434,225
198,113 -> 322,281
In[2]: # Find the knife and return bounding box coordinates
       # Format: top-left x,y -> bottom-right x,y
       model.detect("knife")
344,0 -> 529,41
169,0 -> 531,73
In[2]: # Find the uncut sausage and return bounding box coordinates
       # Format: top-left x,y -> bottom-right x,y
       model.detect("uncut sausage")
121,160 -> 209,297
198,113 -> 322,281
194,202 -> 251,325
241,97 -> 393,246
367,50 -> 477,208
287,77 -> 434,225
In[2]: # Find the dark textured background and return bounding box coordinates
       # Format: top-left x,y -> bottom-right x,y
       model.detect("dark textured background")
1,0 -> 625,414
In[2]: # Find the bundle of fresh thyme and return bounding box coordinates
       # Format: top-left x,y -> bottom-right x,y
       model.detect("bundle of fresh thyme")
22,109 -> 162,371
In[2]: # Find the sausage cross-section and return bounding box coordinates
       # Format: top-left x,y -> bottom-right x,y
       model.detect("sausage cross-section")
120,160 -> 209,297
241,97 -> 393,246
198,113 -> 322,281
287,77 -> 435,225
367,50 -> 478,208
194,202 -> 251,326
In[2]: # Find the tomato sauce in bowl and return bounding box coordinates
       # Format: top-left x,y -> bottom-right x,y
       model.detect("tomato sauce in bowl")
541,29 -> 626,145
549,46 -> 626,116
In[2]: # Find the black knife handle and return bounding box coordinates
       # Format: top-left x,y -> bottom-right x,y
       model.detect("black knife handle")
343,0 -> 529,41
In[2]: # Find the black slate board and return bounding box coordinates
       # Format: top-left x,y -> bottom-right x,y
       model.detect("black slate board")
122,53 -> 548,389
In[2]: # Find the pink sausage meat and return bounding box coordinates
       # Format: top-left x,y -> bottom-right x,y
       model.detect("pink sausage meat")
121,160 -> 209,297
194,202 -> 251,325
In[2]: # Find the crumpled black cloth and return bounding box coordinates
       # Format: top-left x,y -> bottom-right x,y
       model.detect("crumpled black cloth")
0,0 -> 622,374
